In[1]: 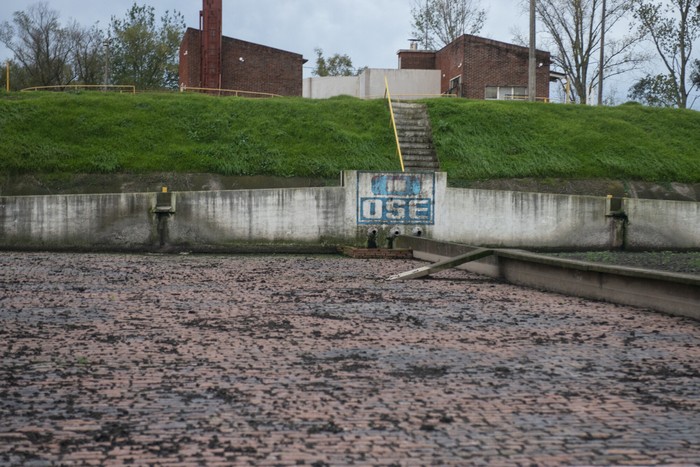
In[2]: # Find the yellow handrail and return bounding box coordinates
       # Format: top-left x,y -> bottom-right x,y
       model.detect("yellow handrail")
21,84 -> 136,94
384,76 -> 405,173
180,85 -> 281,98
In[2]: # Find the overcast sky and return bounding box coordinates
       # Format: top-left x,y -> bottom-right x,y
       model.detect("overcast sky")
0,0 -> 693,105
0,0 -> 537,73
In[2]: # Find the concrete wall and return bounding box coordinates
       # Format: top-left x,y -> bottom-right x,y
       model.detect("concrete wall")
303,76 -> 359,99
434,188 -> 615,250
1,171 -> 699,252
396,236 -> 700,320
303,69 -> 441,100
168,187 -> 352,247
625,198 -> 700,250
0,193 -> 156,250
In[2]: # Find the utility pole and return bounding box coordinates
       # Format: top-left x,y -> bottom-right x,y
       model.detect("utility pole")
598,0 -> 606,105
103,38 -> 111,90
5,60 -> 9,92
424,0 -> 430,50
528,0 -> 536,101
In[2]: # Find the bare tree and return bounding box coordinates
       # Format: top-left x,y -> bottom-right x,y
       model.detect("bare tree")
535,0 -> 648,104
0,2 -> 76,87
411,0 -> 487,49
632,0 -> 700,108
71,23 -> 105,85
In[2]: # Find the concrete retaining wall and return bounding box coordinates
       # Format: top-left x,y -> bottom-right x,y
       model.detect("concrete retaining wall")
436,188 -> 615,250
625,198 -> 700,250
0,193 -> 155,250
168,187 -> 351,246
1,171 -> 699,252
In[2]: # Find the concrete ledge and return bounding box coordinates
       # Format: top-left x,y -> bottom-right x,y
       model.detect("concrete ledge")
395,236 -> 700,321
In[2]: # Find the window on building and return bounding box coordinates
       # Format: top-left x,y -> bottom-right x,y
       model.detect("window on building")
485,86 -> 528,100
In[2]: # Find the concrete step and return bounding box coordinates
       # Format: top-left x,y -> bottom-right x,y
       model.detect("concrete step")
402,156 -> 437,164
396,121 -> 431,130
391,102 -> 424,108
393,109 -> 426,118
401,146 -> 434,154
390,101 -> 440,171
398,136 -> 433,144
405,164 -> 441,171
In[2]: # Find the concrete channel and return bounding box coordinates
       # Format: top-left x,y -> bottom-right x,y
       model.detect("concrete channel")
395,236 -> 700,321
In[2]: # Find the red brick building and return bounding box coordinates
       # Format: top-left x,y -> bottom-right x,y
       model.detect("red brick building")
398,35 -> 552,101
178,0 -> 306,97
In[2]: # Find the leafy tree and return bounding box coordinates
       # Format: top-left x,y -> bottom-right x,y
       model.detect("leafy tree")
313,48 -> 356,77
628,73 -> 680,106
411,0 -> 486,49
693,59 -> 700,88
108,3 -> 184,90
632,0 -> 700,108
0,2 -> 76,87
535,0 -> 648,105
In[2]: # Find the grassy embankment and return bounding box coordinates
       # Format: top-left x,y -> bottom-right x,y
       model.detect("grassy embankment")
1,91 -> 699,183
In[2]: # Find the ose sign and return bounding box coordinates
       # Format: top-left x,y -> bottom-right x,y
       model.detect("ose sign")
357,172 -> 435,225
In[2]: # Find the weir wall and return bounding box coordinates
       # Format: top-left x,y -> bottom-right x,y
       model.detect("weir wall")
1,171 -> 699,251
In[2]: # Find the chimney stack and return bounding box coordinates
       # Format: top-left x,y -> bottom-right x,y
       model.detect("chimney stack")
200,0 -> 222,89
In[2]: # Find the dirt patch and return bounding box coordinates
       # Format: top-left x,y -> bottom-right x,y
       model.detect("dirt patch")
0,173 -> 337,196
452,177 -> 700,201
2,173 -> 699,201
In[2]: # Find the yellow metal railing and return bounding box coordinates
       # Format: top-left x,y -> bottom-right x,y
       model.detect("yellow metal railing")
21,84 -> 136,94
180,85 -> 281,98
491,95 -> 550,103
384,76 -> 405,173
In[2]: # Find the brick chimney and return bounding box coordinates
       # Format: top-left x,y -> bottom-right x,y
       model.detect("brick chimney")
200,0 -> 222,89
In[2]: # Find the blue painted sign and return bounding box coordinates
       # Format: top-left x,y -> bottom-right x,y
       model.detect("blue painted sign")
357,172 -> 435,225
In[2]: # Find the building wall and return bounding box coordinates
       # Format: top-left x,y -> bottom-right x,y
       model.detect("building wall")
220,37 -> 305,96
179,28 -> 201,88
398,35 -> 551,100
178,28 -> 305,96
397,50 -> 436,70
459,35 -> 551,100
435,40 -> 465,96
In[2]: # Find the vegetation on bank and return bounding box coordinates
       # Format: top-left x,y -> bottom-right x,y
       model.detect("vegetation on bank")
0,91 -> 699,183
426,99 -> 700,183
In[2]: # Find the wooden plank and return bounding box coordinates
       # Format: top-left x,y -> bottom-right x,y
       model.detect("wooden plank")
387,248 -> 494,281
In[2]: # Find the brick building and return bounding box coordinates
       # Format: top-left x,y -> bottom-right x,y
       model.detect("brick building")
398,35 -> 552,101
178,0 -> 306,97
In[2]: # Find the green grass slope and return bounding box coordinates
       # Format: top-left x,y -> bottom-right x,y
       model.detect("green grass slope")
1,91 -> 699,183
0,92 -> 398,177
427,99 -> 700,183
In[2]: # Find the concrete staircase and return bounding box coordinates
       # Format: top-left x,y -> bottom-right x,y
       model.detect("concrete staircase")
391,101 -> 440,172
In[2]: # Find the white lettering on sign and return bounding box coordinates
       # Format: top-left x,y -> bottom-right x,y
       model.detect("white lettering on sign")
357,172 -> 435,225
